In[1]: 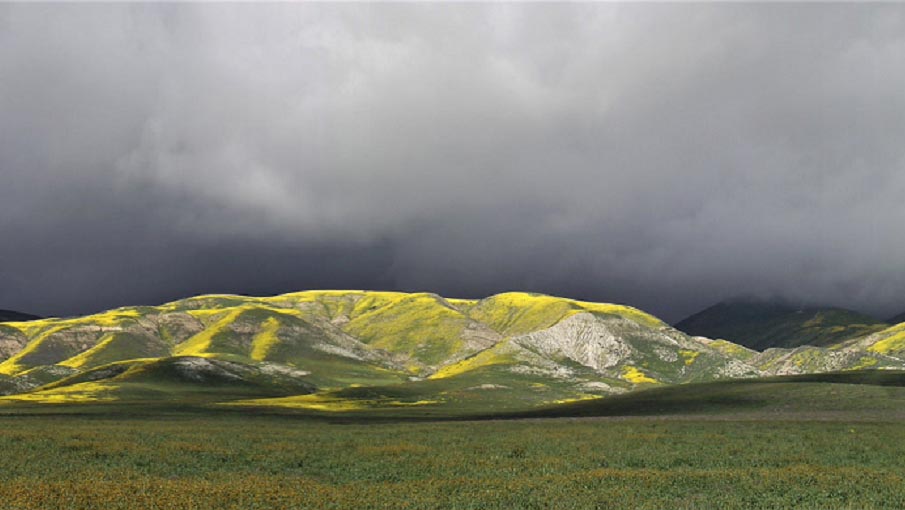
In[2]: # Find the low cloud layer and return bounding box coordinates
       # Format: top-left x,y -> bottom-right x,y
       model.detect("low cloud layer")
2,3 -> 904,322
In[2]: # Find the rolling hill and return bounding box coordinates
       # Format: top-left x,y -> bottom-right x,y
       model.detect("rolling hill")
674,298 -> 888,350
515,369 -> 905,419
1,356 -> 316,405
887,311 -> 905,325
0,309 -> 40,323
0,290 -> 904,414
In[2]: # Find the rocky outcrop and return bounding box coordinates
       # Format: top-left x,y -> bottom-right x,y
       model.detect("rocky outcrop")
512,313 -> 635,371
0,325 -> 28,360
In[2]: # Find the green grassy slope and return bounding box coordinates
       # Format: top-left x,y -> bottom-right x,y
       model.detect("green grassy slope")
519,370 -> 905,419
227,369 -> 905,420
847,322 -> 905,358
0,301 -> 408,389
340,292 -> 498,371
0,375 -> 24,396
186,305 -> 410,389
675,298 -> 888,350
0,357 -> 316,405
59,332 -> 170,370
466,292 -> 664,335
231,362 -> 629,417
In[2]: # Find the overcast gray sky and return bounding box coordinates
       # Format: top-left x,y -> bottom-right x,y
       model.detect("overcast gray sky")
1,3 -> 904,322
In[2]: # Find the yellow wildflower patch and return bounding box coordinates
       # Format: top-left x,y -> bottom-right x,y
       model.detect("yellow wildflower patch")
230,393 -> 440,412
679,350 -> 700,366
550,394 -> 602,405
429,343 -> 514,379
250,317 -> 281,361
867,328 -> 905,355
0,382 -> 115,404
622,366 -> 658,385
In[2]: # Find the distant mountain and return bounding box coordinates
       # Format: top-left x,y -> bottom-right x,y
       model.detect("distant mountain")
674,298 -> 888,351
0,291 -> 903,412
887,312 -> 905,325
0,310 -> 41,323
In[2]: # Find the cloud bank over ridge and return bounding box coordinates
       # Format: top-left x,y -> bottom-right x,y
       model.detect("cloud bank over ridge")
1,3 -> 904,321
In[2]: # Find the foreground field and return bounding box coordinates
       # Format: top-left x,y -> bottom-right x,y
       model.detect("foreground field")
0,413 -> 903,509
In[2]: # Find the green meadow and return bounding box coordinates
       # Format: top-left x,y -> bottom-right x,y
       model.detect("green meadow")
0,410 -> 903,509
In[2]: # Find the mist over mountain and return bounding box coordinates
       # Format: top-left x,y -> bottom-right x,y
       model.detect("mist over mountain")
674,297 -> 888,350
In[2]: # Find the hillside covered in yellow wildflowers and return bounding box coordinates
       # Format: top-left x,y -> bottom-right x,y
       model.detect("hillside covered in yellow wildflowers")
1,290 -> 904,414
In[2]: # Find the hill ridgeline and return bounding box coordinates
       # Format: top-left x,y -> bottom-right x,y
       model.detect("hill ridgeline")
0,291 -> 903,411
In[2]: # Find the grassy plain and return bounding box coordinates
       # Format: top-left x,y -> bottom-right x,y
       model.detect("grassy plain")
0,410 -> 902,509
0,372 -> 903,509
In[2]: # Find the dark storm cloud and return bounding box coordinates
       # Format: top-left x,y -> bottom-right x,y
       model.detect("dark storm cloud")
1,3 -> 905,321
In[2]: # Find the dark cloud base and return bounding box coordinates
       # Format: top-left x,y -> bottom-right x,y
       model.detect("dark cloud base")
1,3 -> 904,323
